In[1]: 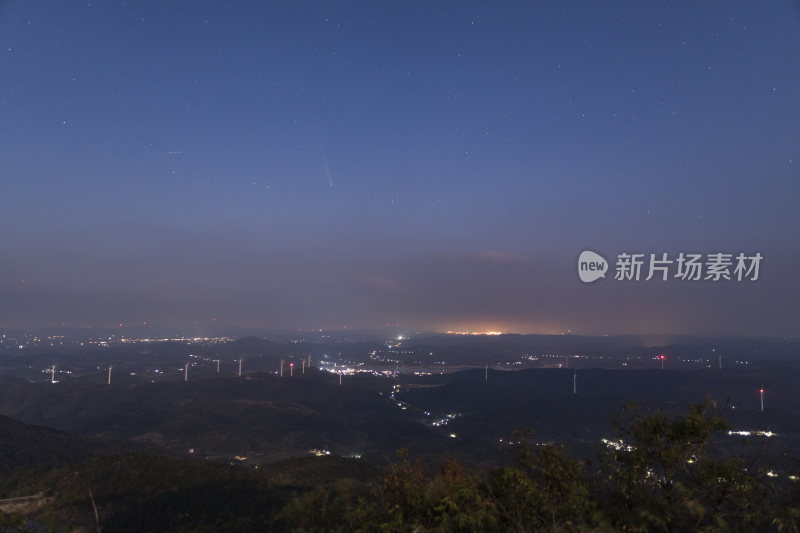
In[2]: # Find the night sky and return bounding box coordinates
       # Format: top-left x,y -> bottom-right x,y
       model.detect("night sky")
1,2 -> 798,337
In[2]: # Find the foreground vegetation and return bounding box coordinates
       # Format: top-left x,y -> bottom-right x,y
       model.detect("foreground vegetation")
1,402 -> 798,532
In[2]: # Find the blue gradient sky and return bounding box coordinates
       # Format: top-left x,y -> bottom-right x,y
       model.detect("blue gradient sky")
1,1 -> 798,336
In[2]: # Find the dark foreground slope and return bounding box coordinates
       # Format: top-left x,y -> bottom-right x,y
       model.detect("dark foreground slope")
0,414 -> 91,476
1,403 -> 798,533
1,452 -> 378,533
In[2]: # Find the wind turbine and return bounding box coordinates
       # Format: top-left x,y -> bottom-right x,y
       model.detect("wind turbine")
51,365 -> 56,384
216,360 -> 220,373
184,362 -> 189,382
659,354 -> 665,370
107,366 -> 112,385
302,359 -> 305,374
290,362 -> 294,377
760,387 -> 764,412
238,358 -> 243,377
485,363 -> 488,381
573,371 -> 577,394
280,360 -> 284,377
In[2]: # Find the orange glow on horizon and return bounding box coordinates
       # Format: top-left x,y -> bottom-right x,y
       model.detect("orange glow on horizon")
446,330 -> 505,336
434,320 -> 564,336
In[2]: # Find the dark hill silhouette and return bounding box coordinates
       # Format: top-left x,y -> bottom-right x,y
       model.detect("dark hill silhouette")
0,414 -> 90,478
0,370 -> 452,464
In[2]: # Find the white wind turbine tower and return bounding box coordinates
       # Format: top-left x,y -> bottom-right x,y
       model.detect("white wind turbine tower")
108,366 -> 112,385
216,359 -> 220,373
302,359 -> 305,374
280,360 -> 284,377
573,371 -> 577,394
51,365 -> 56,384
184,362 -> 189,382
238,358 -> 243,377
